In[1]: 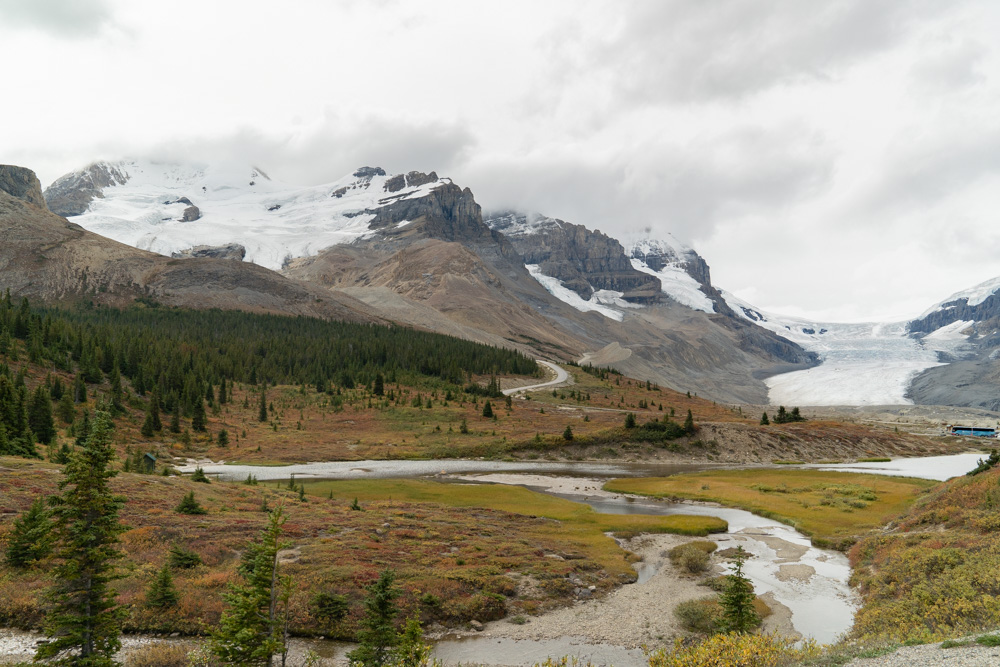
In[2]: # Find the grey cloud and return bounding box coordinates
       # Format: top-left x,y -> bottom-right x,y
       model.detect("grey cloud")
566,0 -> 951,103
140,115 -> 476,186
909,38 -> 987,92
858,129 -> 1000,217
0,0 -> 114,37
467,125 -> 834,244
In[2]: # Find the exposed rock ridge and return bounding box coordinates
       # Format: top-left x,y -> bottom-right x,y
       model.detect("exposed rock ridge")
908,291 -> 1000,334
486,211 -> 662,304
171,244 -> 246,261
44,161 -> 130,216
0,165 -> 47,209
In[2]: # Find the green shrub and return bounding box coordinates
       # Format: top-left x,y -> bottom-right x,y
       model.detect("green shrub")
674,597 -> 720,633
668,541 -> 717,574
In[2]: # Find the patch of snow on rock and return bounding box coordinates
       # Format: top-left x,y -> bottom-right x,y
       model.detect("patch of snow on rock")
526,265 -> 625,322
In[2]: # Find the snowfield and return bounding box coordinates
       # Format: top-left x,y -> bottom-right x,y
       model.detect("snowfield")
62,160 -> 448,270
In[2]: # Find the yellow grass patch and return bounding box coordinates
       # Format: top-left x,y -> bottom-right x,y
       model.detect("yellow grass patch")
605,469 -> 934,548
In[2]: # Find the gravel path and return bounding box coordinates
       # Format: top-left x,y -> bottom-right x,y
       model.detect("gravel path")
844,635 -> 1000,667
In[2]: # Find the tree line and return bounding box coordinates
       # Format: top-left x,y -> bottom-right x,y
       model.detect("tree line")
0,293 -> 539,454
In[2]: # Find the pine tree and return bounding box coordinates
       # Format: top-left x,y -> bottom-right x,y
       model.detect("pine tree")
563,424 -> 574,441
760,412 -> 770,426
683,409 -> 695,435
211,507 -> 290,666
37,410 -> 125,665
191,467 -> 211,484
73,374 -> 87,404
373,373 -> 384,397
481,400 -> 493,418
108,361 -> 125,415
168,544 -> 203,569
146,564 -> 179,608
57,392 -> 75,425
717,545 -> 759,634
28,385 -> 56,445
4,496 -> 54,568
191,397 -> 207,432
624,412 -> 636,429
258,386 -> 268,422
774,406 -> 788,424
218,378 -> 228,405
347,569 -> 401,667
169,402 -> 181,434
175,491 -> 207,515
218,429 -> 230,446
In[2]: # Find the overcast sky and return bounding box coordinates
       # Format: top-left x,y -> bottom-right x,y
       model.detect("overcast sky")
3,0 -> 1000,322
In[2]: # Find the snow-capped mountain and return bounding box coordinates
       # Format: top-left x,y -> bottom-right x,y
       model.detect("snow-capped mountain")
626,237 -> 716,314
44,160 -> 450,270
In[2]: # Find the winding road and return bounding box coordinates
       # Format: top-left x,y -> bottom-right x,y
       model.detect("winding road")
502,360 -> 570,396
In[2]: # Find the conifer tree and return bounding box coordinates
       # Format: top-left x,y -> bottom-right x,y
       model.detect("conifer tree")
347,569 -> 401,667
169,402 -> 181,434
258,386 -> 268,422
108,361 -> 125,415
717,545 -> 759,634
218,429 -> 230,446
28,385 -> 56,445
73,374 -> 87,404
175,491 -> 207,515
624,412 -> 636,429
373,373 -> 384,397
683,409 -> 695,435
562,424 -> 574,441
191,397 -> 208,432
146,564 -> 179,608
218,378 -> 228,405
4,496 -> 54,568
760,411 -> 770,426
481,400 -> 493,418
141,390 -> 162,438
211,507 -> 290,666
37,409 -> 125,665
57,392 -> 75,425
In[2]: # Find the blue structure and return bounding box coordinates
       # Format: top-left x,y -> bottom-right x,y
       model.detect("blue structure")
949,425 -> 998,438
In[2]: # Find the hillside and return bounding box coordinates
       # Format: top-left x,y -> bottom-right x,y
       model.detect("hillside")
849,455 -> 1000,642
0,165 -> 382,323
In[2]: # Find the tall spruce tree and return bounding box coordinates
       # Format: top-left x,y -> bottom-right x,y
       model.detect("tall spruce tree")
37,409 -> 126,665
258,386 -> 268,422
347,569 -> 401,666
191,397 -> 207,433
211,507 -> 290,666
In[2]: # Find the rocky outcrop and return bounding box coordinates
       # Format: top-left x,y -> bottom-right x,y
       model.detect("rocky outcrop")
384,170 -> 440,193
44,161 -> 130,216
629,241 -> 711,290
353,166 -> 386,179
486,212 -> 662,304
171,244 -> 246,261
0,165 -> 47,209
908,291 -> 1000,334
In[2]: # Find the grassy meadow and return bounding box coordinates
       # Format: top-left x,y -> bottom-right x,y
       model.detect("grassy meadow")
0,457 -> 723,640
605,469 -> 936,548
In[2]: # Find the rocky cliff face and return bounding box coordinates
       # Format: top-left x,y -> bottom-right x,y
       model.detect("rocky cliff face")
0,165 -> 48,209
486,211 -> 662,303
44,161 -> 130,216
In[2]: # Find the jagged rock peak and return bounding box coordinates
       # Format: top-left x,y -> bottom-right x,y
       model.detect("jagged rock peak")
0,165 -> 47,209
353,166 -> 386,179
